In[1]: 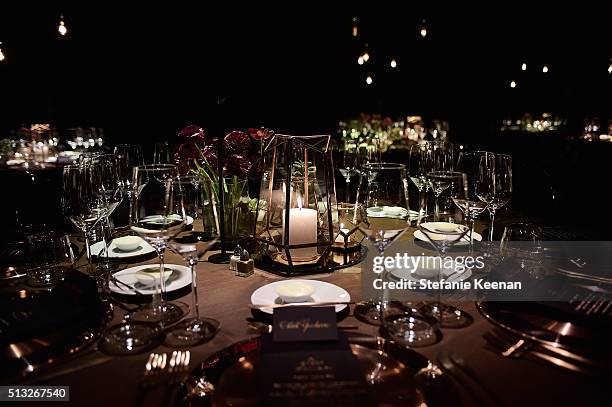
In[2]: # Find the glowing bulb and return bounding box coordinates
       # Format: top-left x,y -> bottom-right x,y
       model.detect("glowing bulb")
362,52 -> 369,62
352,25 -> 358,37
366,75 -> 373,85
608,63 -> 612,74
357,56 -> 364,65
420,27 -> 427,38
0,43 -> 4,62
521,63 -> 527,71
390,59 -> 397,68
510,80 -> 516,88
542,65 -> 549,73
58,17 -> 67,36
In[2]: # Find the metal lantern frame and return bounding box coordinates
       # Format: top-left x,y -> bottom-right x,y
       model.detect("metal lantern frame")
253,134 -> 336,275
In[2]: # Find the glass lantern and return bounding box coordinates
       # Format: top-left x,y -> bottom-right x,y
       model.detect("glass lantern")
253,135 -> 337,275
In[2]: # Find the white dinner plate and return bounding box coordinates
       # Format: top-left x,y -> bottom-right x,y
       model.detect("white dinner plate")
414,222 -> 482,245
110,264 -> 191,296
90,237 -> 155,259
388,260 -> 472,284
251,279 -> 351,315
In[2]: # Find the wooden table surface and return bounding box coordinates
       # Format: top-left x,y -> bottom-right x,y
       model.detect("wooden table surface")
20,227 -> 608,407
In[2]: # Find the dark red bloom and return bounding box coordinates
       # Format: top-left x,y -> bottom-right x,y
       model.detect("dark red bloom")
176,141 -> 200,160
201,145 -> 218,170
247,127 -> 274,141
178,124 -> 206,141
224,131 -> 250,155
225,154 -> 252,177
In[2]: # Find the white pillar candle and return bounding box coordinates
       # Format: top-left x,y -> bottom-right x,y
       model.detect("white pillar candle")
282,198 -> 318,261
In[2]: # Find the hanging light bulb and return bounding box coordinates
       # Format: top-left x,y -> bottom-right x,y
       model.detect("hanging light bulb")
362,51 -> 370,62
510,80 -> 517,88
390,59 -> 398,68
58,14 -> 68,36
366,75 -> 373,85
420,20 -> 427,38
357,56 -> 364,65
542,65 -> 549,73
352,25 -> 358,37
608,62 -> 612,74
0,42 -> 5,62
521,63 -> 527,71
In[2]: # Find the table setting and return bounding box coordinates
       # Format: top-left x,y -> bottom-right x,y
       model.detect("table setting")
1,126 -> 610,407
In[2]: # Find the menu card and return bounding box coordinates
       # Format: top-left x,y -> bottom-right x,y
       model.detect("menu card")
257,306 -> 377,407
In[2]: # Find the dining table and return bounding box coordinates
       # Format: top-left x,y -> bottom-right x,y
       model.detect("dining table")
13,224 -> 609,407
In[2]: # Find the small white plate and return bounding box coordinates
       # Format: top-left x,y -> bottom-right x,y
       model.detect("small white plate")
90,237 -> 155,259
389,260 -> 472,284
6,159 -> 25,166
110,264 -> 191,296
251,279 -> 351,315
414,222 -> 482,245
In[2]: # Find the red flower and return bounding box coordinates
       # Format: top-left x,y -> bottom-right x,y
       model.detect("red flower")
176,141 -> 199,160
201,145 -> 218,169
224,131 -> 250,155
247,127 -> 274,141
225,154 -> 252,177
178,124 -> 206,141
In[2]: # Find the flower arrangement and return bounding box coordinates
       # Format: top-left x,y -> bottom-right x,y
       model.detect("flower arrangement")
175,125 -> 274,243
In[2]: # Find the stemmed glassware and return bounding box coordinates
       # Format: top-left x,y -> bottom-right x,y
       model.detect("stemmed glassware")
130,164 -> 186,324
113,144 -> 144,228
62,163 -> 107,275
454,151 -> 493,248
426,141 -> 454,221
477,154 -> 512,241
166,176 -> 221,346
353,163 -> 411,325
338,142 -> 360,203
153,142 -> 178,165
408,143 -> 432,225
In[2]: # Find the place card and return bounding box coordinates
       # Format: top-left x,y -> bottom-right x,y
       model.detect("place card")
258,334 -> 376,407
272,306 -> 338,342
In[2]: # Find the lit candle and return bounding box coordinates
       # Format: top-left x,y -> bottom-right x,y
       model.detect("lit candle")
282,196 -> 318,260
335,223 -> 351,243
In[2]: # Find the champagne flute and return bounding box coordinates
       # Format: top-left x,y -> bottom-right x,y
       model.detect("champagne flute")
454,151 -> 493,249
113,144 -> 144,228
477,154 -> 512,241
427,141 -> 453,221
166,177 -> 221,346
131,164 -> 186,324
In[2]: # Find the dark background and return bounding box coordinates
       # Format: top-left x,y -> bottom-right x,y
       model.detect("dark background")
0,2 -> 610,142
0,2 -> 611,235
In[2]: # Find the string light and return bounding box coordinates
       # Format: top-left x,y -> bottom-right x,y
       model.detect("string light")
352,25 -> 358,37
58,14 -> 68,36
366,75 -> 373,85
420,20 -> 427,38
542,65 -> 549,73
608,62 -> 612,74
357,56 -> 364,65
521,63 -> 527,71
362,51 -> 370,62
390,59 -> 398,68
0,42 -> 5,62
510,80 -> 517,88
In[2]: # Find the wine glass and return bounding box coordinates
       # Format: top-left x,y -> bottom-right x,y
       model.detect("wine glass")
131,164 -> 186,324
99,272 -> 161,355
408,143 -> 432,225
113,144 -> 144,228
454,151 -> 493,249
153,142 -> 178,165
500,223 -> 544,279
353,163 -> 411,325
338,142 -> 360,203
477,154 -> 512,241
62,163 -> 107,275
166,177 -> 221,347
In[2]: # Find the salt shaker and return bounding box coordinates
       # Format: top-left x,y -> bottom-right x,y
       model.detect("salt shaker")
236,248 -> 254,277
229,245 -> 242,272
